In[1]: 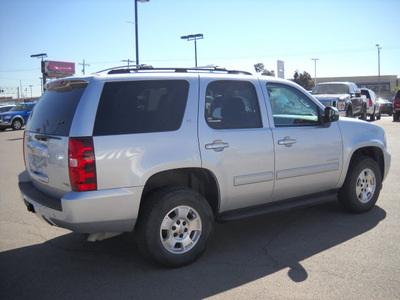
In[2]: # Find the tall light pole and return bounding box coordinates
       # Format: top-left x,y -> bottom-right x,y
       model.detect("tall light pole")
181,34 -> 204,67
376,44 -> 382,97
311,58 -> 319,87
30,53 -> 47,93
135,0 -> 149,67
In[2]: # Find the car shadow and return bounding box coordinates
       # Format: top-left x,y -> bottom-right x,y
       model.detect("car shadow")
0,202 -> 386,299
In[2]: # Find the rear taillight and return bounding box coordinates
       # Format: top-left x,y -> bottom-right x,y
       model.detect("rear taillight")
369,99 -> 373,107
68,137 -> 97,191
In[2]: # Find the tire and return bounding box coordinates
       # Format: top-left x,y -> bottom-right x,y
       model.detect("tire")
338,156 -> 381,213
135,187 -> 214,267
346,107 -> 353,117
360,106 -> 367,120
376,112 -> 381,120
12,119 -> 22,130
370,111 -> 375,121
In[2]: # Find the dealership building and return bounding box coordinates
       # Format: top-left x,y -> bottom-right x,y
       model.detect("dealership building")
315,75 -> 399,100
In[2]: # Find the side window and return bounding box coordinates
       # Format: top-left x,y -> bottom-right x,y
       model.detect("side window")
267,83 -> 320,127
205,80 -> 262,129
94,80 -> 189,135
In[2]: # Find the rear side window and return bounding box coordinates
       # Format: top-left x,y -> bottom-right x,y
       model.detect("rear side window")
93,80 -> 189,136
26,87 -> 86,136
205,80 -> 262,129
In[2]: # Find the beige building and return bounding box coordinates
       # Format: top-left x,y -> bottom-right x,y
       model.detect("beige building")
315,75 -> 399,100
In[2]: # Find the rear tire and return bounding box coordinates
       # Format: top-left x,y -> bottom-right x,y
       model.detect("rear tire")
338,156 -> 381,213
12,119 -> 22,130
135,187 -> 214,267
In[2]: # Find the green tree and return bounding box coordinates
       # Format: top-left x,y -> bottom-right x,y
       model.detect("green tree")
393,86 -> 400,96
292,70 -> 314,90
254,63 -> 275,76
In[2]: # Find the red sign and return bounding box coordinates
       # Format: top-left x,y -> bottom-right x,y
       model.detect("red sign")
44,61 -> 75,78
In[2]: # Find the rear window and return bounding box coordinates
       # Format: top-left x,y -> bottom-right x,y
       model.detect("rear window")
26,87 -> 86,136
93,80 -> 189,136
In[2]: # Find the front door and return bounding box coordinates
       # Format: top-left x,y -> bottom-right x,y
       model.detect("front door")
265,82 -> 343,201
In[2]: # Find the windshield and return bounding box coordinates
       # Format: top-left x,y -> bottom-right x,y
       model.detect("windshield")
10,104 -> 27,111
313,84 -> 349,95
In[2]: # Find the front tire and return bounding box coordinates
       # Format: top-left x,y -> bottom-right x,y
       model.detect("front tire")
135,187 -> 214,267
338,156 -> 382,213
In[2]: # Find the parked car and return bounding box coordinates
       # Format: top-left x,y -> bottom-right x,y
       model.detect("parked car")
393,89 -> 400,121
360,88 -> 380,121
0,102 -> 35,131
378,98 -> 393,116
0,104 -> 15,113
312,82 -> 367,119
18,66 -> 391,267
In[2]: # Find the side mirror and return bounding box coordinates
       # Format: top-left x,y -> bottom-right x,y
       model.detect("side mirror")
323,106 -> 339,123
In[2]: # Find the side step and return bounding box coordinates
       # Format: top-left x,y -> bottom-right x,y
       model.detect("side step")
216,192 -> 338,222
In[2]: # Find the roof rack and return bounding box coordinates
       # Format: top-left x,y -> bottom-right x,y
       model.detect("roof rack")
97,65 -> 252,76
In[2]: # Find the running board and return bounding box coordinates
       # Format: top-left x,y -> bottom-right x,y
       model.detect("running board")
216,191 -> 338,222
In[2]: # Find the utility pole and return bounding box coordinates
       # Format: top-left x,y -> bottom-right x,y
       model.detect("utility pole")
79,59 -> 90,75
29,85 -> 33,99
122,59 -> 135,68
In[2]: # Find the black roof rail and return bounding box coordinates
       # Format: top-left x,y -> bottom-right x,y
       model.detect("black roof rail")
98,65 -> 252,75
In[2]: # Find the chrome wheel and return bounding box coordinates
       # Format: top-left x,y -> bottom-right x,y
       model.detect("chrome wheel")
355,168 -> 376,204
160,205 -> 202,254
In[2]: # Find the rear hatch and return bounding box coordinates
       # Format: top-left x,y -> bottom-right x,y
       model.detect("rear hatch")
24,79 -> 89,199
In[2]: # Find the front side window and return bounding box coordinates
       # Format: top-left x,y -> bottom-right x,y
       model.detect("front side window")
94,80 -> 189,136
267,83 -> 320,127
205,80 -> 262,129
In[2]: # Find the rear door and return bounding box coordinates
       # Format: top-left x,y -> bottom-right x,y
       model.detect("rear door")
198,76 -> 275,212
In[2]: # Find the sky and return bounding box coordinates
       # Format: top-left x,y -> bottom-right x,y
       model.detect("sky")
1,0 -> 399,98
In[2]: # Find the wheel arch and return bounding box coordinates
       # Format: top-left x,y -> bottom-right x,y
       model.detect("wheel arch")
349,146 -> 385,180
141,167 -> 220,217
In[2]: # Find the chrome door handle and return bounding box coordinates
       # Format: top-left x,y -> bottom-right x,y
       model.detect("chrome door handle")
278,136 -> 296,147
205,140 -> 229,151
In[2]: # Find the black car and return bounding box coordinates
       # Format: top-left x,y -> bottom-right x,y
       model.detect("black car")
378,98 -> 393,116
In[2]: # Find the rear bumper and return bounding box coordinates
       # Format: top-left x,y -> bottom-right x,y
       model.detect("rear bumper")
18,170 -> 143,233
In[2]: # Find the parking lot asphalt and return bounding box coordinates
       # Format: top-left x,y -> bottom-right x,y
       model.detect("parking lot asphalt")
0,116 -> 399,300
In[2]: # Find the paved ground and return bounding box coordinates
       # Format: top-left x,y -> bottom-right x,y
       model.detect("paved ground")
1,116 -> 399,300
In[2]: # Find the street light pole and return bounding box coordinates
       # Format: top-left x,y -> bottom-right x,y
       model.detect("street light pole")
135,0 -> 149,67
181,34 -> 204,67
376,44 -> 382,97
311,58 -> 319,87
30,53 -> 47,94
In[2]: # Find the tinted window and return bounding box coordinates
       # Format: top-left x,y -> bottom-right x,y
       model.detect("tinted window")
26,88 -> 86,136
93,80 -> 189,136
313,84 -> 349,94
205,80 -> 262,129
267,83 -> 320,127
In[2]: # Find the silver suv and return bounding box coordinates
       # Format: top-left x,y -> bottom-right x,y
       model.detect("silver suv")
18,66 -> 391,267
